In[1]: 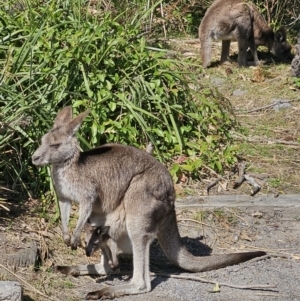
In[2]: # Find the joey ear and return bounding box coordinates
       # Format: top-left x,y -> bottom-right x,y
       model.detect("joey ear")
66,109 -> 91,136
53,106 -> 73,128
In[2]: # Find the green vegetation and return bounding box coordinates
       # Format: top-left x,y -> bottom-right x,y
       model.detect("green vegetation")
0,0 -> 238,200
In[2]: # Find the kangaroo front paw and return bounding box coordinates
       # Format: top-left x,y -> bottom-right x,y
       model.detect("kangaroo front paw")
86,289 -> 115,300
63,234 -> 71,246
70,236 -> 81,250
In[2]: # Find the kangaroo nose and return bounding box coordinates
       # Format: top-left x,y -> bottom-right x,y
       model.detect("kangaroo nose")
32,154 -> 40,164
86,250 -> 91,257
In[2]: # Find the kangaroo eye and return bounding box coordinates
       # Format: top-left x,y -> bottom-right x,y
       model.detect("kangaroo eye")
50,143 -> 61,148
50,143 -> 61,149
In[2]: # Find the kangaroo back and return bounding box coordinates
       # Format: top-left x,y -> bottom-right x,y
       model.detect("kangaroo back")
199,0 -> 293,67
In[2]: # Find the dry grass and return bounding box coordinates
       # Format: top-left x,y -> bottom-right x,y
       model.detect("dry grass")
168,38 -> 300,194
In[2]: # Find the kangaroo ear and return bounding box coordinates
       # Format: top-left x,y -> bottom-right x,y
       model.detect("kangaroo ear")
53,106 -> 73,128
275,27 -> 287,42
66,109 -> 91,135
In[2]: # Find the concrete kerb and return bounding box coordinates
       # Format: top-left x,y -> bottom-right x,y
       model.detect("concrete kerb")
175,194 -> 300,209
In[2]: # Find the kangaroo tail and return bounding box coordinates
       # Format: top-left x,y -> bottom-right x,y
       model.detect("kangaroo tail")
157,211 -> 266,272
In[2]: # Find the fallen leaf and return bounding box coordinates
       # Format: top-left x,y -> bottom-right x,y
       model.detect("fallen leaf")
211,282 -> 220,293
240,231 -> 252,241
251,211 -> 263,218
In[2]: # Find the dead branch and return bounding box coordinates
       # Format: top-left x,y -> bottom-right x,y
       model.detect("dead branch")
241,98 -> 295,114
233,163 -> 246,189
233,134 -> 300,147
240,254 -> 293,268
244,175 -> 261,196
177,218 -> 223,229
206,177 -> 223,194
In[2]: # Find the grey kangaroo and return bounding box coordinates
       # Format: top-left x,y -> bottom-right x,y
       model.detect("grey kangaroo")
199,0 -> 293,67
32,106 -> 265,299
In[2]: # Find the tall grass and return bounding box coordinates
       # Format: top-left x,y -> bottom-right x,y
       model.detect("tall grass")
0,0 -> 237,202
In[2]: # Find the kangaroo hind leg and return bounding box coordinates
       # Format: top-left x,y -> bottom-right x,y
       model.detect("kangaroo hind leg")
86,210 -> 155,299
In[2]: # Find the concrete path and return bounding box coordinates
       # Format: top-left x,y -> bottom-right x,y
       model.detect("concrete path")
176,194 -> 300,209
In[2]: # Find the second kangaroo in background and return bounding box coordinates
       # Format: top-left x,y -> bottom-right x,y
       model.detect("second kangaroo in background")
32,107 -> 266,299
199,0 -> 293,67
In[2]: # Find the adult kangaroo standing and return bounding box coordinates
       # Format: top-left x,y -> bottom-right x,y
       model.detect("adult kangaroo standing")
32,107 -> 266,299
199,0 -> 293,67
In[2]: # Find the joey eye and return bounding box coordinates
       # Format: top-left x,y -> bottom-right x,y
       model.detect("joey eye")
50,143 -> 61,149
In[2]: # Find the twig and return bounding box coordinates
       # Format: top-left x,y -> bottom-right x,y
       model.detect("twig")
243,254 -> 291,266
240,98 -> 296,114
0,202 -> 10,211
233,163 -> 246,189
177,218 -> 222,229
244,175 -> 261,196
0,263 -> 59,301
160,2 -> 167,39
233,134 -> 300,147
206,177 -> 222,194
224,207 -> 249,226
245,102 -> 281,113
149,272 -> 277,291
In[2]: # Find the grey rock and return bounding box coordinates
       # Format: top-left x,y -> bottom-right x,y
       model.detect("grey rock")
271,98 -> 292,111
232,89 -> 247,96
0,281 -> 23,301
210,77 -> 225,86
0,235 -> 38,269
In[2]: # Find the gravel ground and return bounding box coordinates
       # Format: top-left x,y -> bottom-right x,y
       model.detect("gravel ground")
1,194 -> 299,301
65,195 -> 300,301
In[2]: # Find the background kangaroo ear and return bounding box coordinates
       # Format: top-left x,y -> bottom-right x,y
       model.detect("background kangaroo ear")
275,27 -> 287,42
53,106 -> 73,128
66,109 -> 91,135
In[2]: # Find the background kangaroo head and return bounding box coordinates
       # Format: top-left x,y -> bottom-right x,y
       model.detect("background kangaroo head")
84,223 -> 110,257
32,106 -> 90,166
273,27 -> 293,61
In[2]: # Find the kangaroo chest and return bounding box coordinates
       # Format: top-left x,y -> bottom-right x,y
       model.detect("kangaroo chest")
51,167 -> 88,204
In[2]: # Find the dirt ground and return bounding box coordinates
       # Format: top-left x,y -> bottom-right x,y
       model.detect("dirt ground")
0,195 -> 300,301
1,39 -> 300,300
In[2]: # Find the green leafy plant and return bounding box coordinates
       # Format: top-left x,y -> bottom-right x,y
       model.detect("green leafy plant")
293,77 -> 300,89
0,0 -> 238,203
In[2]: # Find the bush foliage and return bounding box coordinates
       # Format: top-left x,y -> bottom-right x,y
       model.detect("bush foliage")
0,0 -> 237,200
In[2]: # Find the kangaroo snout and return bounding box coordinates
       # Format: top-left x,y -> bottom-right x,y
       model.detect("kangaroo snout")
31,152 -> 47,166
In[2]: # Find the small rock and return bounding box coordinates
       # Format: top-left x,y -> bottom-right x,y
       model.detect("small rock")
271,98 -> 292,111
0,281 -> 23,301
232,89 -> 248,96
210,77 -> 225,87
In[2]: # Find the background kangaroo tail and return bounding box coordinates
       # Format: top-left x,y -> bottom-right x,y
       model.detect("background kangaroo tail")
157,211 -> 266,272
